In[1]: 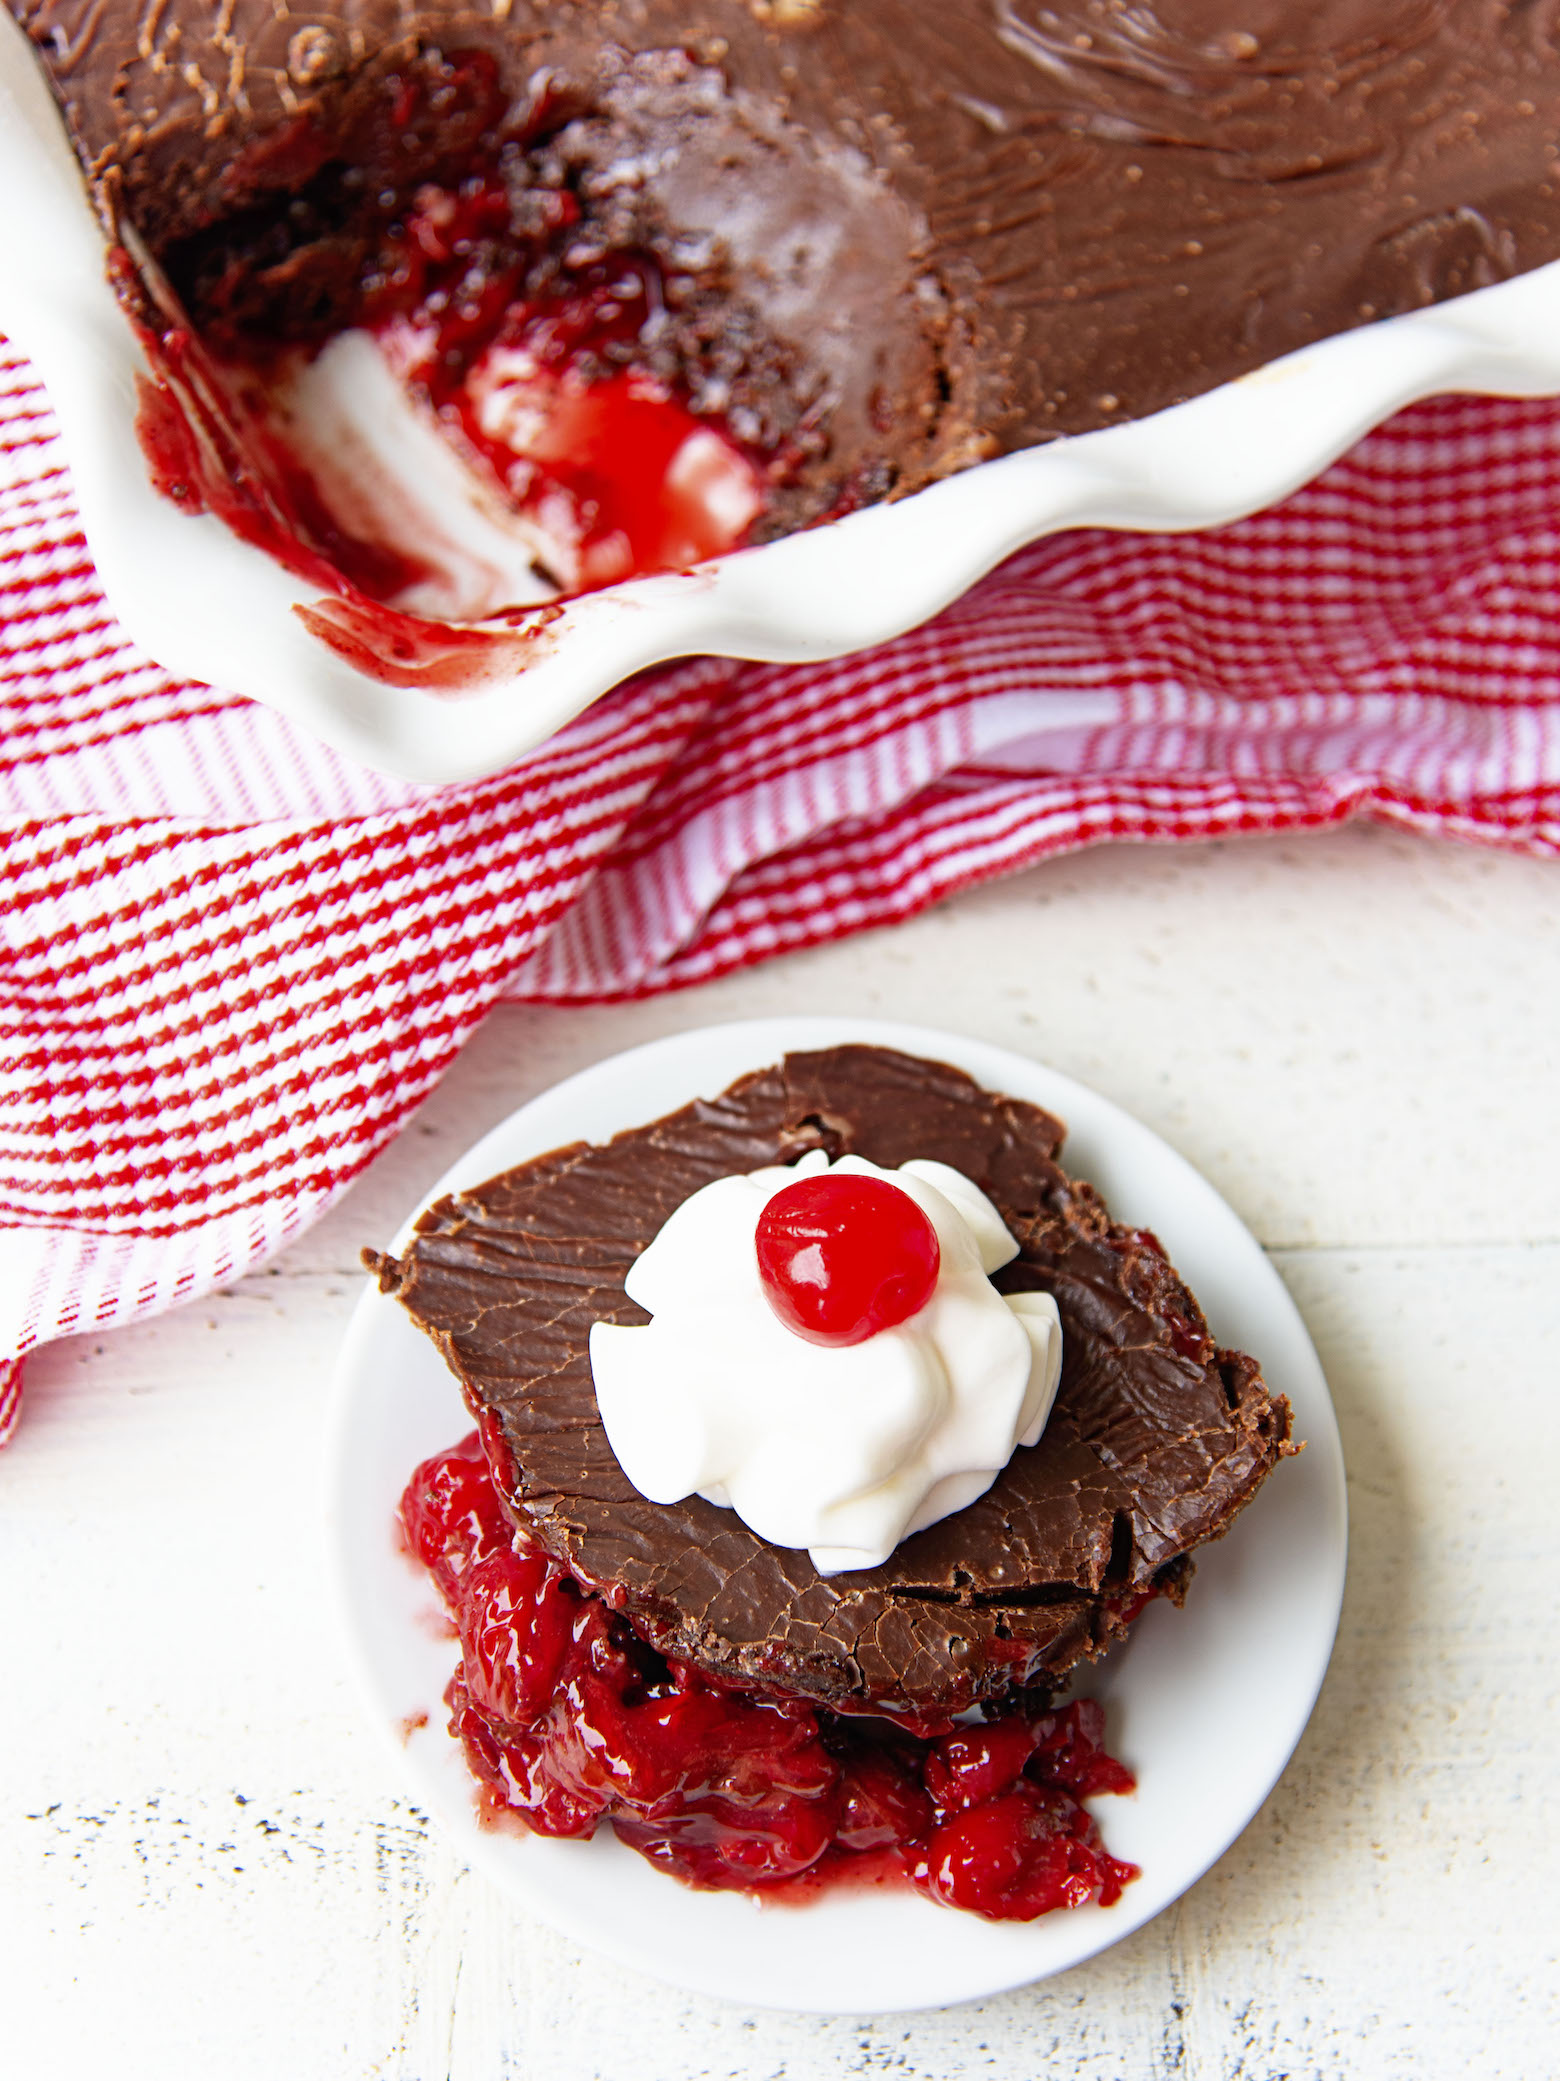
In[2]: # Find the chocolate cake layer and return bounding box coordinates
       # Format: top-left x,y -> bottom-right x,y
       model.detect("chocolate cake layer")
10,2 -> 1560,534
367,1045 -> 1295,1714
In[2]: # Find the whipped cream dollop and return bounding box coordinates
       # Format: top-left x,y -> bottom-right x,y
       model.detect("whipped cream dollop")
589,1151 -> 1063,1573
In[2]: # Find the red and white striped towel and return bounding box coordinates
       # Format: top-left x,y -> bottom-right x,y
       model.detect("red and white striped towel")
5,332 -> 1560,1442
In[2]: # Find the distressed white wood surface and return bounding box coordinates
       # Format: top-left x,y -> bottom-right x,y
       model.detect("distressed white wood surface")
4,826 -> 1558,2079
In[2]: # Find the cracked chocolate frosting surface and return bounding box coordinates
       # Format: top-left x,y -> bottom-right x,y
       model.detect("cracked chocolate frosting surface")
9,1 -> 1560,528
367,1045 -> 1295,1713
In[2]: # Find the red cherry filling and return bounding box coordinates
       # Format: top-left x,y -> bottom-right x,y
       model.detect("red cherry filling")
398,1433 -> 1140,1918
368,190 -> 764,589
754,1174 -> 942,1347
154,108 -> 773,601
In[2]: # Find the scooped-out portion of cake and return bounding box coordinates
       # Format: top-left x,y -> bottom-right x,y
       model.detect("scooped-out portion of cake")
363,1044 -> 1296,1914
11,1 -> 1560,599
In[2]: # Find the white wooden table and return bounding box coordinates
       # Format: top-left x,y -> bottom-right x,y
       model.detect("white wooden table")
5,825 -> 1557,2079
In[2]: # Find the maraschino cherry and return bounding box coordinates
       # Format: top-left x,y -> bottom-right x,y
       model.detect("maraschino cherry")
754,1173 -> 941,1346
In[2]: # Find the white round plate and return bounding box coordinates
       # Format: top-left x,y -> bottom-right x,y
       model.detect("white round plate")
325,1017 -> 1346,2013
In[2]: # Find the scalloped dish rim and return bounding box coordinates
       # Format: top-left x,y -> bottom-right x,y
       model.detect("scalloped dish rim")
3,13 -> 1559,785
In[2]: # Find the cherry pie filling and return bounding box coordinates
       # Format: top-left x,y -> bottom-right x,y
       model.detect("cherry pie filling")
142,53 -> 783,601
356,181 -> 765,592
400,1429 -> 1140,1919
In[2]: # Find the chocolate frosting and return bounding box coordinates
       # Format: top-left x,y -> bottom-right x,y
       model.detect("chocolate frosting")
367,1046 -> 1295,1713
10,1 -> 1560,529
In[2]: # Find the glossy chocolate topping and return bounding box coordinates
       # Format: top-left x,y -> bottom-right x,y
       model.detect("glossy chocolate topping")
366,1046 -> 1295,1714
10,1 -> 1560,530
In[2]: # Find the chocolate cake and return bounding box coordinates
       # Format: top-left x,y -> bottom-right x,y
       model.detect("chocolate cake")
367,1044 -> 1295,1716
10,2 -> 1560,559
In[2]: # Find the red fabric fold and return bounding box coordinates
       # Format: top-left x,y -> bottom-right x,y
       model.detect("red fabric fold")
4,332 -> 1559,1438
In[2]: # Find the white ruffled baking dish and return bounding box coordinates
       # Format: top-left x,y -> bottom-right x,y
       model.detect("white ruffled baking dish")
5,11 -> 1560,787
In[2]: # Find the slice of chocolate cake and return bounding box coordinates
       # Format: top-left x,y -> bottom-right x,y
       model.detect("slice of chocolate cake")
366,1044 -> 1295,1717
9,2 -> 1560,583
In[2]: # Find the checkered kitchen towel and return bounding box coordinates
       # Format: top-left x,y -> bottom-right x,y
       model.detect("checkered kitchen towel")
5,331 -> 1560,1440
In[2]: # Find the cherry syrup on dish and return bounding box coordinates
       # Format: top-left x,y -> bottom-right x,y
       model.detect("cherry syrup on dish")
138,55 -> 777,605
